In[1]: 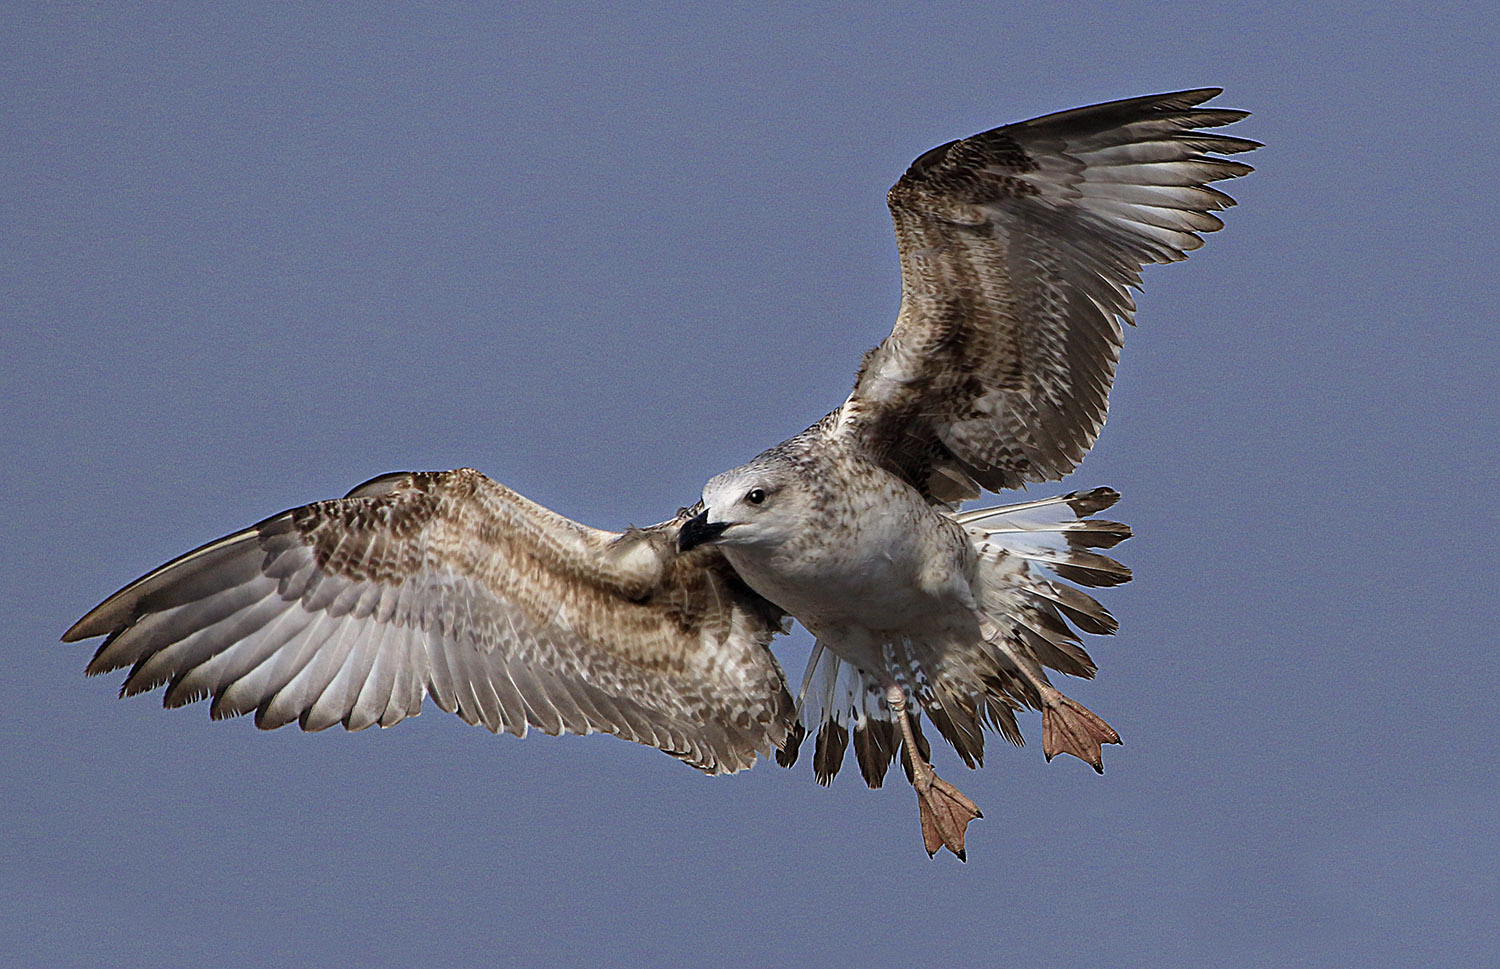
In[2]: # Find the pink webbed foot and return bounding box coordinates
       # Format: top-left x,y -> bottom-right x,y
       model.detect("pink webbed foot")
913,768 -> 983,861
1041,691 -> 1121,772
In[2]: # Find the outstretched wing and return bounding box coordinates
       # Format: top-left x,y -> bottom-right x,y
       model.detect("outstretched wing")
64,468 -> 796,774
838,88 -> 1257,500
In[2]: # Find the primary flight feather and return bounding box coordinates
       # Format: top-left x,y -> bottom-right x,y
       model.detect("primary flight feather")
65,89 -> 1256,859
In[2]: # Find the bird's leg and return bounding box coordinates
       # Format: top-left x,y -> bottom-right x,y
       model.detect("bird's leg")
883,680 -> 981,860
979,618 -> 1120,772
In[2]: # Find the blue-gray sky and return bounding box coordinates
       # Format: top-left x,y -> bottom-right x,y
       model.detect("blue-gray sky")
5,4 -> 1496,967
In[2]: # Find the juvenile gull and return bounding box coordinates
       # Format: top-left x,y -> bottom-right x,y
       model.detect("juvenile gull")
64,89 -> 1256,859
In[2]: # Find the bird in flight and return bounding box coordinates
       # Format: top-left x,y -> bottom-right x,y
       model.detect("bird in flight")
65,89 -> 1256,860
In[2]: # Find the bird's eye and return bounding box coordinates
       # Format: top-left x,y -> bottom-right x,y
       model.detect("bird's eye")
745,488 -> 767,506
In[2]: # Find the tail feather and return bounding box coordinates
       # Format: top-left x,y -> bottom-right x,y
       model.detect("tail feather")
923,690 -> 985,770
794,644 -> 901,787
1033,582 -> 1119,635
977,691 -> 1025,747
954,487 -> 1121,523
774,719 -> 805,768
783,488 -> 1131,783
852,717 -> 897,788
1016,623 -> 1097,680
812,719 -> 848,786
1047,551 -> 1132,588
965,487 -> 1131,772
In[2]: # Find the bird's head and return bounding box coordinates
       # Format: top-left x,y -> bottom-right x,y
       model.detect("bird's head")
678,458 -> 805,553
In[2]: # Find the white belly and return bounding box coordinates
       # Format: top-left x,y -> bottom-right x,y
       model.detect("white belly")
721,497 -> 979,671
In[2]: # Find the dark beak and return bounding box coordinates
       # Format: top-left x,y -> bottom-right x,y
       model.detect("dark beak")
678,509 -> 732,552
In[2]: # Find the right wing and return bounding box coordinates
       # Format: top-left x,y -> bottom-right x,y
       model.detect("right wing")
63,468 -> 797,774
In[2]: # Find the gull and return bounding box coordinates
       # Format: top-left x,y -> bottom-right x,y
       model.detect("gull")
64,89 -> 1256,860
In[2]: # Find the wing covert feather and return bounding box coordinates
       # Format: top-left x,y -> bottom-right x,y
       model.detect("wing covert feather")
64,469 -> 796,774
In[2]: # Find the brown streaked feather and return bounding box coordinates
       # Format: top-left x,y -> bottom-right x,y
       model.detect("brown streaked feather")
64,468 -> 796,774
836,89 -> 1256,499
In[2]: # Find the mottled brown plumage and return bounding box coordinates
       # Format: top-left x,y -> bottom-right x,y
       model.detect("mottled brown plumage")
64,90 -> 1255,860
848,89 -> 1256,499
66,469 -> 795,773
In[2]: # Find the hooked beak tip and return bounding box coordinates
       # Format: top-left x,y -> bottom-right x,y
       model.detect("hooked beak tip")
678,509 -> 732,552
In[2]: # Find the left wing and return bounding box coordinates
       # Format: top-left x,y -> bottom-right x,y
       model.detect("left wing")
838,89 -> 1257,501
64,468 -> 796,774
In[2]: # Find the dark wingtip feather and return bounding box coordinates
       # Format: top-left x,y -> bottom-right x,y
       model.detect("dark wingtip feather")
775,719 -> 805,768
65,521 -> 275,645
83,636 -> 124,676
66,588 -> 145,643
64,612 -> 112,644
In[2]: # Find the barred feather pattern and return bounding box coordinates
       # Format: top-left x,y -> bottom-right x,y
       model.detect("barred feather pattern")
842,88 -> 1256,501
64,469 -> 797,775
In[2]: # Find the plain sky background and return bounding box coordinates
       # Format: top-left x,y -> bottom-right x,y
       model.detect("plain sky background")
4,3 -> 1497,967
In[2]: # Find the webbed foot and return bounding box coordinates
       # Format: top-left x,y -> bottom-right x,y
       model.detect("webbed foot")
913,767 -> 983,861
1042,691 -> 1120,772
